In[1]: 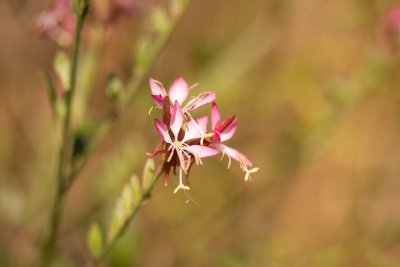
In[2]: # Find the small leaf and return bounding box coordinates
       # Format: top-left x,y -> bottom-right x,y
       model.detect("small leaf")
86,222 -> 103,258
130,175 -> 141,205
42,72 -> 57,110
106,75 -> 124,101
53,51 -> 70,90
150,8 -> 171,34
134,38 -> 151,72
121,184 -> 133,215
108,213 -> 123,243
142,159 -> 155,191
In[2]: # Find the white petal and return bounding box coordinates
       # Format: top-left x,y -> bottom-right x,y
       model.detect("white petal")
186,145 -> 220,159
184,92 -> 216,111
149,78 -> 167,96
170,101 -> 184,138
184,116 -> 208,141
169,77 -> 189,105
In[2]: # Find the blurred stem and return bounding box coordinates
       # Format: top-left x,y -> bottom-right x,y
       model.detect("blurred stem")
63,0 -> 193,192
40,1 -> 89,267
87,169 -> 162,267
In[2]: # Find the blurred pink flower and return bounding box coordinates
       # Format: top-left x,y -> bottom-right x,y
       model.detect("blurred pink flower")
384,5 -> 400,52
33,0 -> 75,46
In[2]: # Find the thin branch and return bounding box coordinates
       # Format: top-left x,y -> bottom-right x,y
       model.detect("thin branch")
40,1 -> 89,266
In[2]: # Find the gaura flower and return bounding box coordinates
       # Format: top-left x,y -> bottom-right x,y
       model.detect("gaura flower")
149,77 -> 216,113
148,77 -> 258,194
33,0 -> 75,47
152,100 -> 219,193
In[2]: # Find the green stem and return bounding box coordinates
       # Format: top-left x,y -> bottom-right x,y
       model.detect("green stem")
87,170 -> 162,267
63,0 -> 193,193
40,2 -> 89,266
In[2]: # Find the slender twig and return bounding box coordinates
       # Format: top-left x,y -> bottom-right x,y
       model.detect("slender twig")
40,1 -> 89,266
63,0 -> 193,193
87,169 -> 163,267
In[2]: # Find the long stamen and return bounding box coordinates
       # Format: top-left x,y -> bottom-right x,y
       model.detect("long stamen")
173,167 -> 190,194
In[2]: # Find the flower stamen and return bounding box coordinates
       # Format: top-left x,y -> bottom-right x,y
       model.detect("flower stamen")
173,168 -> 190,194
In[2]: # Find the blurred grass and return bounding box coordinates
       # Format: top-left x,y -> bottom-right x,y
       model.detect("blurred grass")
1,0 -> 400,266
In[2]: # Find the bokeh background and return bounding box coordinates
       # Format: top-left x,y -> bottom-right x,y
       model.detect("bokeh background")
2,0 -> 400,266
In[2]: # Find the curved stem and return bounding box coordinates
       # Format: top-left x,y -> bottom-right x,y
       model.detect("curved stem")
40,1 -> 89,266
87,169 -> 162,267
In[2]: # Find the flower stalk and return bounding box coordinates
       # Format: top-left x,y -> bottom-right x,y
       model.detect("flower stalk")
40,1 -> 89,266
87,168 -> 162,267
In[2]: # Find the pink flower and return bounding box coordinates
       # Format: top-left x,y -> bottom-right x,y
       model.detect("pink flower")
148,77 -> 258,194
33,0 -> 75,46
207,102 -> 259,181
149,77 -> 216,113
153,101 -> 219,193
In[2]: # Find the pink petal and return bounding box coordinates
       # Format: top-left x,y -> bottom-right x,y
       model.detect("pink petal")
184,116 -> 208,141
220,117 -> 237,142
211,102 -> 221,130
149,78 -> 166,96
169,77 -> 189,105
214,144 -> 253,167
184,92 -> 216,111
151,95 -> 165,108
149,79 -> 166,107
170,101 -> 184,138
154,119 -> 171,143
186,145 -> 220,159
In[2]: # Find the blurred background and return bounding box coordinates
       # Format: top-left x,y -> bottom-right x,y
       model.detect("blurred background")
2,0 -> 400,266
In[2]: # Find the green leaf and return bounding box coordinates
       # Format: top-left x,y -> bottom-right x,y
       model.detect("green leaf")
106,75 -> 124,101
53,51 -> 70,90
42,72 -> 57,110
86,222 -> 103,258
150,8 -> 171,34
108,209 -> 123,243
121,184 -> 133,215
134,38 -> 151,73
130,175 -> 141,205
142,159 -> 155,191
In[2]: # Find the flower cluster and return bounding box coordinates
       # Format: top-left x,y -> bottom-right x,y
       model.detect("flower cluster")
148,77 -> 259,194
